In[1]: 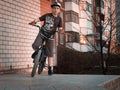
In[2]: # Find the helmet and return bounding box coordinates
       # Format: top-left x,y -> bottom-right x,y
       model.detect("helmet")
51,2 -> 61,8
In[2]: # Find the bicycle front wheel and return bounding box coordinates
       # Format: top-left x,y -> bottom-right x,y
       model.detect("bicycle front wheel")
38,52 -> 46,74
31,58 -> 39,77
31,49 -> 42,77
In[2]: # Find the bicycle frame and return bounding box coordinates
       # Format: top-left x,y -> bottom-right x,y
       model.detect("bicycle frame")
31,24 -> 50,77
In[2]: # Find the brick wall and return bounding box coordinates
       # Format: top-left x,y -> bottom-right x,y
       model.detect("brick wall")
40,0 -> 51,15
0,0 -> 40,71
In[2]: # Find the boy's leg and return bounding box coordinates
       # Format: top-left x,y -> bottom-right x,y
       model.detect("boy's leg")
32,32 -> 42,59
46,39 -> 55,75
32,32 -> 42,50
48,57 -> 54,75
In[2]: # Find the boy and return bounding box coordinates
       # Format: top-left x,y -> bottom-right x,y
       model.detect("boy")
29,2 -> 63,75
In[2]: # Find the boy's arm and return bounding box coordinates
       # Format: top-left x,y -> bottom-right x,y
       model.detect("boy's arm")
29,14 -> 46,25
29,18 -> 40,25
58,17 -> 64,33
59,27 -> 64,33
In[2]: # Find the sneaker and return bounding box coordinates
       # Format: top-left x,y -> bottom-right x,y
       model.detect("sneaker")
48,66 -> 52,75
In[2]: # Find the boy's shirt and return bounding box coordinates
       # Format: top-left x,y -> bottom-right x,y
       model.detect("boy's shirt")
39,13 -> 62,36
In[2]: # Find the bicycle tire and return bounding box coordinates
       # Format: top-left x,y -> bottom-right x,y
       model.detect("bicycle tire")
31,49 -> 42,77
38,62 -> 44,74
31,59 -> 39,77
38,52 -> 46,74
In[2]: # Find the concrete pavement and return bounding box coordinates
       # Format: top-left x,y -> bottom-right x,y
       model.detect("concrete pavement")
0,73 -> 119,90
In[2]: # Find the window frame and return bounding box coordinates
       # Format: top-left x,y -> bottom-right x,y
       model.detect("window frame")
65,0 -> 79,4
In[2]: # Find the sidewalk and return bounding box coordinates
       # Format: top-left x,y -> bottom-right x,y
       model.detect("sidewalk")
0,73 -> 119,90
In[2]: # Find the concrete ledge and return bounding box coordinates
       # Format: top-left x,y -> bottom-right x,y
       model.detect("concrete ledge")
100,76 -> 120,90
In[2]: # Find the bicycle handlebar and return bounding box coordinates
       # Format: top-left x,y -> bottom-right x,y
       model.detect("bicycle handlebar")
29,24 -> 59,32
31,24 -> 41,29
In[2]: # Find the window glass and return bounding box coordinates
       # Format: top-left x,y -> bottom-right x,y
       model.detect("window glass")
87,20 -> 92,28
101,0 -> 104,8
66,31 -> 80,43
66,11 -> 79,24
86,2 -> 92,12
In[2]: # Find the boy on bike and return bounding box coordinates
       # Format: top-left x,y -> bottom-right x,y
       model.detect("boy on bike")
29,2 -> 63,75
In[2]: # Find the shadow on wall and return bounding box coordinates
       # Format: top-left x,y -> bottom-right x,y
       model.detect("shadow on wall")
54,45 -> 120,74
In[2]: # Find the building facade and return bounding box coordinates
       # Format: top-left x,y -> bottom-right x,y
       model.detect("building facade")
64,0 -> 111,53
111,0 -> 120,46
65,0 -> 80,51
115,0 -> 120,46
92,0 -> 111,53
79,0 -> 93,52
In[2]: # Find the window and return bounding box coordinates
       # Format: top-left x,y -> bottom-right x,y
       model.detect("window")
86,2 -> 92,12
66,11 -> 79,24
108,0 -> 111,2
72,0 -> 79,4
66,11 -> 71,22
108,7 -> 110,14
87,20 -> 92,28
66,31 -> 80,43
104,30 -> 109,37
80,35 -> 87,45
95,0 -> 100,7
65,0 -> 79,4
59,33 -> 65,45
101,0 -> 104,8
95,0 -> 104,8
